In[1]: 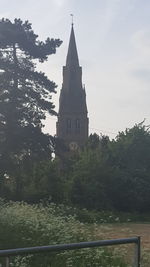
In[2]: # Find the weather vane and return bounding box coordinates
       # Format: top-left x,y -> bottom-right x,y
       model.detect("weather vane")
70,14 -> 74,26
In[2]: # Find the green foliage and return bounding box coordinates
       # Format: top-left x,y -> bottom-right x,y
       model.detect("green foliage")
1,159 -> 66,203
108,122 -> 150,211
70,148 -> 112,209
69,123 -> 150,212
1,18 -> 150,216
0,18 -> 62,198
69,134 -> 112,210
22,160 -> 66,203
1,120 -> 150,213
0,200 -> 128,267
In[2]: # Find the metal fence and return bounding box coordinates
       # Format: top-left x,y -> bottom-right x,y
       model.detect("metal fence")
0,236 -> 141,267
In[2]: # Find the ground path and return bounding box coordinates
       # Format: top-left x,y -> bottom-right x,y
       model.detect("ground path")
93,223 -> 150,265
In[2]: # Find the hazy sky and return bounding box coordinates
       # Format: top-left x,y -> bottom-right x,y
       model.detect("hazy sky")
1,0 -> 150,138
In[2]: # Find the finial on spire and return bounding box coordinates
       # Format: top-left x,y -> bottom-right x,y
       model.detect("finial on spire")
70,14 -> 74,26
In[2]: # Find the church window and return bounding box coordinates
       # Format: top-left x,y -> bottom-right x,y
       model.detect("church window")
75,119 -> 80,134
66,118 -> 71,134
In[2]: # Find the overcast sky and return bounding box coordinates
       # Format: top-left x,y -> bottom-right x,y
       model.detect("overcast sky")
1,0 -> 150,138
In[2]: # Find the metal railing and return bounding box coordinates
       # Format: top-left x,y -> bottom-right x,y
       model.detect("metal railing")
0,236 -> 141,267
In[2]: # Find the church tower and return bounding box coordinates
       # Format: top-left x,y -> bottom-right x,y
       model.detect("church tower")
56,24 -> 89,150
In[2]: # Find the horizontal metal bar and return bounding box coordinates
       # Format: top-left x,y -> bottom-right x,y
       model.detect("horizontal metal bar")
0,237 -> 139,257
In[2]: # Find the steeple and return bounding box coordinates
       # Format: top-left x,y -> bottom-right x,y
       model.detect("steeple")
66,25 -> 79,67
56,24 -> 89,149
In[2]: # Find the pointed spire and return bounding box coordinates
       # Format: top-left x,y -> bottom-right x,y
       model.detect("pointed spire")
66,24 -> 79,67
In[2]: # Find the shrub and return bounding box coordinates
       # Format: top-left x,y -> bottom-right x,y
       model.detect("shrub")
0,200 -> 128,266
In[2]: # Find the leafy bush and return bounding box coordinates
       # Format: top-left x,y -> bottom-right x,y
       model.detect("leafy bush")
0,200 -> 128,266
48,203 -> 150,224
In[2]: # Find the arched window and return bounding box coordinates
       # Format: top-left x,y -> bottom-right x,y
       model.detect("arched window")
75,119 -> 80,134
66,118 -> 71,134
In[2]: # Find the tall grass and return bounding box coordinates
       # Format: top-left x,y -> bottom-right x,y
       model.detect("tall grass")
0,199 -> 128,266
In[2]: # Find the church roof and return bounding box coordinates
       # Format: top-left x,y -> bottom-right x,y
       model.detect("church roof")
66,25 -> 79,67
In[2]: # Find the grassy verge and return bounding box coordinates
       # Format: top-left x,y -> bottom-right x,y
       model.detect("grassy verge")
44,203 -> 150,223
0,199 -> 128,267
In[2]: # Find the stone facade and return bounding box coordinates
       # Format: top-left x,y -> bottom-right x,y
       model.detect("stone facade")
56,25 -> 89,149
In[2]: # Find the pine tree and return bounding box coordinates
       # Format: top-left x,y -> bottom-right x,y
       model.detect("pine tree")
0,18 -> 62,197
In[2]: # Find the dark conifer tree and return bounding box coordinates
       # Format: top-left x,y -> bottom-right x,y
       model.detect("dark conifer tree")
0,18 -> 62,197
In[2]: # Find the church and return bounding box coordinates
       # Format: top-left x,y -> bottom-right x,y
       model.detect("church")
56,24 -> 89,150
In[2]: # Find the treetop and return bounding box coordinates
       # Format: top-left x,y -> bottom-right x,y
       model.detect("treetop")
0,18 -> 62,61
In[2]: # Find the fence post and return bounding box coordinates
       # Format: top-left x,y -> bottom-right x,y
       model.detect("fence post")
133,237 -> 140,267
5,257 -> 9,267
